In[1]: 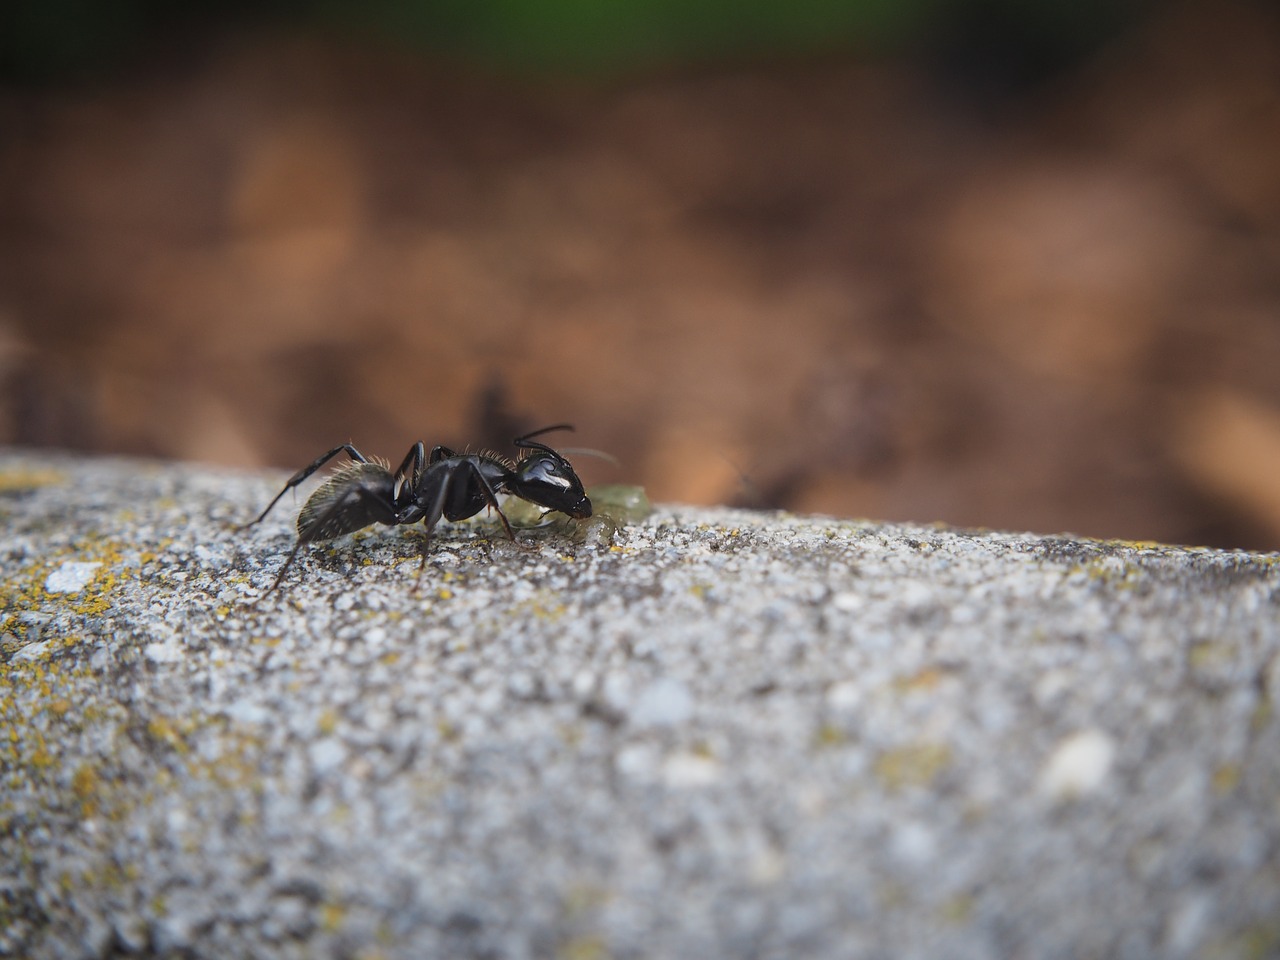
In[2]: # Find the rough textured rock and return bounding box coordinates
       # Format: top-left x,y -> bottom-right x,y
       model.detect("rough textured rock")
1,449 -> 1278,959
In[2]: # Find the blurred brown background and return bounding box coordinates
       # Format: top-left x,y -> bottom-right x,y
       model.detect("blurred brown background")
2,0 -> 1280,548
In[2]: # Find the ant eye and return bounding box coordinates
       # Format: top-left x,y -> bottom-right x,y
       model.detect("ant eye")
524,456 -> 572,488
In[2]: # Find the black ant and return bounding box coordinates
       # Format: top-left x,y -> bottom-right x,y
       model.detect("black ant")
246,425 -> 592,592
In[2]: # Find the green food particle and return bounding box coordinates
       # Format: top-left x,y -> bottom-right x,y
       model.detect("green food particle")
586,484 -> 651,522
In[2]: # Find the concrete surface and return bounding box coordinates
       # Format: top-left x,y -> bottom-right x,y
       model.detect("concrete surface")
1,449 -> 1278,959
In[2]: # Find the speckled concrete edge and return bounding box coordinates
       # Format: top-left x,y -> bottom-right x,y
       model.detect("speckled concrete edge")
2,449 -> 1280,960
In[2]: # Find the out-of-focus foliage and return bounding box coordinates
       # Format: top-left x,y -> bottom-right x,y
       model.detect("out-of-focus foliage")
1,0 -> 1146,82
314,0 -> 926,69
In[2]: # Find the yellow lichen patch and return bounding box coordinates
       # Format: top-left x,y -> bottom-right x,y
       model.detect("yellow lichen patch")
873,742 -> 951,792
145,716 -> 192,755
320,901 -> 346,933
812,724 -> 847,748
317,708 -> 339,735
1212,763 -> 1241,795
561,885 -> 610,916
1251,700 -> 1272,733
1,657 -> 126,810
876,881 -> 910,910
186,727 -> 266,791
69,571 -> 117,617
508,590 -> 568,621
0,467 -> 67,492
1205,921 -> 1280,960
1064,556 -> 1144,591
559,935 -> 609,960
0,538 -> 132,646
1188,640 -> 1234,672
70,761 -> 101,817
27,739 -> 55,770
940,893 -> 975,924
892,667 -> 946,694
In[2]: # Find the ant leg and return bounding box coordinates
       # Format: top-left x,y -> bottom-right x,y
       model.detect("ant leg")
414,464 -> 455,573
246,443 -> 368,527
411,459 -> 515,573
462,460 -> 515,541
264,483 -> 397,594
267,539 -> 308,595
391,442 -> 425,499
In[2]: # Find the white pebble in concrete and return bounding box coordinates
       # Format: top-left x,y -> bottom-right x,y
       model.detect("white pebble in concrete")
43,560 -> 101,594
1038,729 -> 1116,801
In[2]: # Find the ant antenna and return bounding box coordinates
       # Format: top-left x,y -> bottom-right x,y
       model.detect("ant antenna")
560,447 -> 619,467
515,424 -> 574,444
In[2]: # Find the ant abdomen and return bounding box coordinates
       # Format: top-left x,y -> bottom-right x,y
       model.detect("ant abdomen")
296,461 -> 397,543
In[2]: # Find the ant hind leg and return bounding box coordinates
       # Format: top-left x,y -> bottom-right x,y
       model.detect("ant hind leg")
244,443 -> 369,529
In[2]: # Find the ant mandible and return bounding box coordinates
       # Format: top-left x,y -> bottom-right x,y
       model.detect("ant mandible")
246,425 -> 592,592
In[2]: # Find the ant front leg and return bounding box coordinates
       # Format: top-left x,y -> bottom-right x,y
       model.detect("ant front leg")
465,460 -> 516,542
410,459 -> 516,575
391,441 -> 426,501
413,461 -> 456,574
245,443 -> 369,528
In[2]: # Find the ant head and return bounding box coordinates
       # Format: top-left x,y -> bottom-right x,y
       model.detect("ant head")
511,447 -> 592,519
